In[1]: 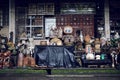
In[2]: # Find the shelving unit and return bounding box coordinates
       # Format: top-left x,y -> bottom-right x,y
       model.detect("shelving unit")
0,10 -> 3,26
28,3 -> 54,15
15,7 -> 27,41
110,16 -> 120,37
60,3 -> 95,14
94,1 -> 104,38
110,0 -> 120,37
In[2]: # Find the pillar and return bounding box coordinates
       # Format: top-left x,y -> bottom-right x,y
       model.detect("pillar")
104,0 -> 110,40
9,0 -> 15,43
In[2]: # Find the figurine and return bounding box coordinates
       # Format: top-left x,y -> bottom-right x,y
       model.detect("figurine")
63,26 -> 74,46
58,27 -> 63,38
114,32 -> 120,39
75,40 -> 83,51
79,31 -> 83,42
94,38 -> 101,53
20,31 -> 27,39
84,34 -> 91,44
50,37 -> 62,45
85,44 -> 95,60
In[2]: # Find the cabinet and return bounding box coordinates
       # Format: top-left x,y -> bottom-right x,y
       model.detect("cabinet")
25,3 -> 55,39
16,3 -> 55,40
25,15 -> 44,38
56,14 -> 94,37
0,7 -> 9,27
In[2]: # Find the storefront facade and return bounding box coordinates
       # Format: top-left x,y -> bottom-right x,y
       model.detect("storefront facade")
0,0 -> 119,43
0,0 -> 120,69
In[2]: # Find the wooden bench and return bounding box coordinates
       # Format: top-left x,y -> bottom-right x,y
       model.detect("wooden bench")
82,59 -> 112,67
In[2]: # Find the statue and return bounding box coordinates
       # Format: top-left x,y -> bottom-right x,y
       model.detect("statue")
94,38 -> 101,53
84,34 -> 91,44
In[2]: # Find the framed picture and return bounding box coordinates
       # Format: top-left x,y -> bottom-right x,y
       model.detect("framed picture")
45,17 -> 56,37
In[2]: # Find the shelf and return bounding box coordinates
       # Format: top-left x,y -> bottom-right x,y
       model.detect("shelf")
33,36 -> 43,39
110,15 -> 120,36
60,3 -> 96,14
25,26 -> 43,38
28,13 -> 55,16
26,15 -> 43,26
25,25 -> 43,27
28,3 -> 54,15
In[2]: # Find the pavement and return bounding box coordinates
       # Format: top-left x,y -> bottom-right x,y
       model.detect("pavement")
0,68 -> 120,80
0,73 -> 120,80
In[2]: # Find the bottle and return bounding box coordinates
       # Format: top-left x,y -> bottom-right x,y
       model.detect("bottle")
80,31 -> 83,42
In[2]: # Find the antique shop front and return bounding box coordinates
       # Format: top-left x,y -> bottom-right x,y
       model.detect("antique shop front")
0,0 -> 120,69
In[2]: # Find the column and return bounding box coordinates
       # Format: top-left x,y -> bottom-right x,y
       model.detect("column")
9,0 -> 15,43
104,0 -> 110,40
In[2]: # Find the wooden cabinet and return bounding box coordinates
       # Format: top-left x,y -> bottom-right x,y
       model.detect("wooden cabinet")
25,15 -> 44,38
26,3 -> 55,39
56,14 -> 94,37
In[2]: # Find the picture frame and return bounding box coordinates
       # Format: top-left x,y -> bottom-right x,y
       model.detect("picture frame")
45,17 -> 56,37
